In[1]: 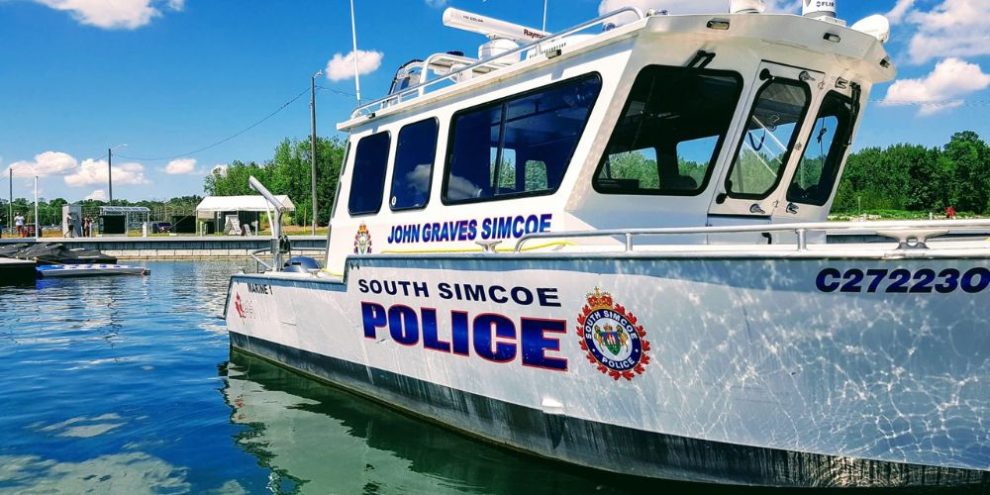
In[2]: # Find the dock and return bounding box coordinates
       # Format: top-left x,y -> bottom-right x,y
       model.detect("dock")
0,258 -> 37,283
0,236 -> 326,260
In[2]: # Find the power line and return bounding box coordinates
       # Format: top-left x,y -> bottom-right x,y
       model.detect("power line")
316,85 -> 358,98
117,87 -> 311,162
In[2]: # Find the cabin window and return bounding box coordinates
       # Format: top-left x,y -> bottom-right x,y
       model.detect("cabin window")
348,131 -> 391,216
593,66 -> 743,196
787,91 -> 857,206
725,79 -> 811,199
443,73 -> 602,204
390,118 -> 439,211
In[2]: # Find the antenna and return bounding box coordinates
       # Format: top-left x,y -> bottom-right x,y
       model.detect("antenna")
442,8 -> 549,43
349,0 -> 362,103
542,0 -> 548,31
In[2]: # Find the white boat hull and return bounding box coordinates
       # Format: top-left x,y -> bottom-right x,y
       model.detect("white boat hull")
225,254 -> 990,487
36,264 -> 150,278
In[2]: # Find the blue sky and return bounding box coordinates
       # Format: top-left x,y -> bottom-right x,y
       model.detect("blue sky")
1,0 -> 988,202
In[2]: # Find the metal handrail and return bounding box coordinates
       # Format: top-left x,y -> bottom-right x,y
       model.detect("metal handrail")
514,219 -> 990,253
250,248 -> 273,272
349,7 -> 646,119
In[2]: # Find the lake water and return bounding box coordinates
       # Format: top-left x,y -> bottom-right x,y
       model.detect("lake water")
0,261 -> 966,494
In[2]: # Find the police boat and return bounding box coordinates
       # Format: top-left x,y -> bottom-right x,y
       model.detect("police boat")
225,1 -> 990,488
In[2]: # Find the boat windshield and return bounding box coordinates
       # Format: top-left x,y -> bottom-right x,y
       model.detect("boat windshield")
726,79 -> 810,199
594,66 -> 743,196
787,91 -> 857,206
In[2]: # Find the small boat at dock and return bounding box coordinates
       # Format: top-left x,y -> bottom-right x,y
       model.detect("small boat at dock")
225,1 -> 989,488
35,264 -> 150,278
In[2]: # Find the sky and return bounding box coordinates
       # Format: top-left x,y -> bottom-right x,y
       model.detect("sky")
0,0 -> 988,202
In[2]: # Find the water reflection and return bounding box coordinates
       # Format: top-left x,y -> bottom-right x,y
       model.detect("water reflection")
222,351 -> 653,495
222,353 -> 972,495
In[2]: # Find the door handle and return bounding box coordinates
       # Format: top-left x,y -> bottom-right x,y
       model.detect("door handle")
786,203 -> 799,214
749,203 -> 766,215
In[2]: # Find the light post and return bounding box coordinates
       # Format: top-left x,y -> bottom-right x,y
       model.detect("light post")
310,70 -> 322,235
107,144 -> 127,206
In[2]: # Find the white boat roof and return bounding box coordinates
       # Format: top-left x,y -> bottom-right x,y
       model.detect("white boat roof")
338,11 -> 894,132
196,195 -> 295,214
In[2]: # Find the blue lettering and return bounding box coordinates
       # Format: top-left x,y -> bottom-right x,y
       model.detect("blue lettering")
421,308 -> 450,353
452,311 -> 470,356
496,217 -> 513,239
361,302 -> 387,339
512,216 -> 525,238
539,213 -> 551,232
468,219 -> 478,240
388,305 -> 420,346
438,282 -> 453,300
481,218 -> 493,240
817,268 -> 841,292
520,318 -> 568,371
473,314 -> 516,363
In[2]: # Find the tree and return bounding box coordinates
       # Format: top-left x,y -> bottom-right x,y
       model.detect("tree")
203,136 -> 346,226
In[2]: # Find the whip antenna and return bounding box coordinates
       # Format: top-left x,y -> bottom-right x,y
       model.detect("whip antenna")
349,0 -> 362,103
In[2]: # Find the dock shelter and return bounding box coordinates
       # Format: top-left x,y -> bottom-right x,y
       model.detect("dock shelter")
100,206 -> 150,236
195,195 -> 295,235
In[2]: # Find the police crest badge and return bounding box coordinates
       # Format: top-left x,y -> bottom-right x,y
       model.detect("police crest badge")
576,287 -> 651,380
354,223 -> 372,255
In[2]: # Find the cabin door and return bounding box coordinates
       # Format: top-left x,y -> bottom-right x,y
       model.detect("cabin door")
770,80 -> 860,226
707,62 -> 824,230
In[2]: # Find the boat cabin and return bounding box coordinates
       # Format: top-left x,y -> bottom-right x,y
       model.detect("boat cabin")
325,2 -> 894,275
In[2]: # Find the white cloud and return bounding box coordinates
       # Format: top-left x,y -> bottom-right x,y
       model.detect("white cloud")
31,0 -> 181,30
882,58 -> 990,116
325,49 -> 384,82
4,151 -> 78,178
425,0 -> 448,7
85,189 -> 108,201
900,0 -> 990,64
886,0 -> 916,23
210,164 -> 228,177
165,158 -> 196,175
64,159 -> 149,187
598,0 -> 798,18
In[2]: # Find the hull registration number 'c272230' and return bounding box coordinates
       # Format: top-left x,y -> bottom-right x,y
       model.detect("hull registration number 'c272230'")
816,267 -> 990,294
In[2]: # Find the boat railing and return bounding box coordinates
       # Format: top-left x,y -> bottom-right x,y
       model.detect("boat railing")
350,6 -> 646,119
250,246 -> 326,274
514,219 -> 990,253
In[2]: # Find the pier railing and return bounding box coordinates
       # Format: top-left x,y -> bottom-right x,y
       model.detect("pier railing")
514,219 -> 990,253
349,7 -> 646,119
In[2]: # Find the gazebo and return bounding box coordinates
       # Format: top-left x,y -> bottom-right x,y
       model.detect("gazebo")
195,195 -> 295,236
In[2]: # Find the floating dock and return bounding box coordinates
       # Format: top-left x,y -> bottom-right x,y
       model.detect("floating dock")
0,258 -> 37,283
0,236 -> 326,260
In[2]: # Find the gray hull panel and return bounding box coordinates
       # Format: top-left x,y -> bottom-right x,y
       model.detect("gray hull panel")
230,332 -> 990,488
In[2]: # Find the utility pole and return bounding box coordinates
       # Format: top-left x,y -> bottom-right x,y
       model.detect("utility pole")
107,147 -> 113,206
310,71 -> 321,235
8,168 -> 12,235
33,176 -> 39,239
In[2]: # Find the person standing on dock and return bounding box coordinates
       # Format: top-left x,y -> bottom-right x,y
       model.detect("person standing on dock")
14,212 -> 25,237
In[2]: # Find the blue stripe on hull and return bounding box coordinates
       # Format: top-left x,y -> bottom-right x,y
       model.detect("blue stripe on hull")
229,332 -> 990,489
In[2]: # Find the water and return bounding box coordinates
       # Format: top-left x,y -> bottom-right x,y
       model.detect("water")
0,261 -> 973,494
